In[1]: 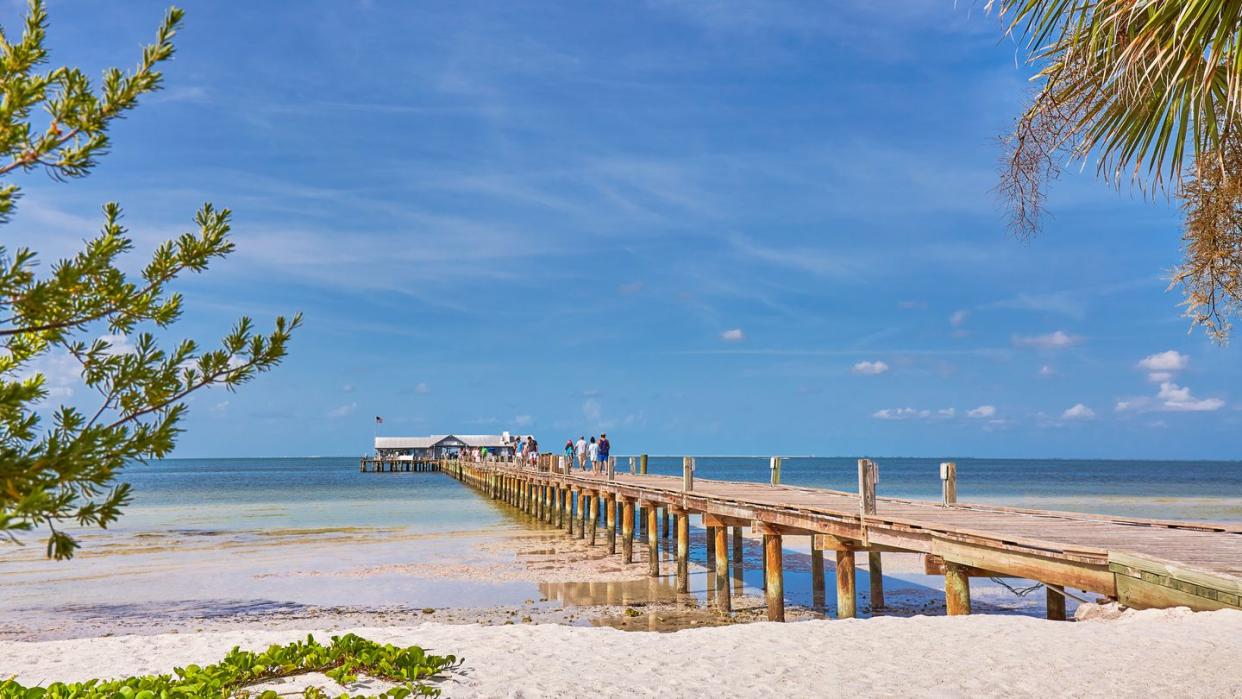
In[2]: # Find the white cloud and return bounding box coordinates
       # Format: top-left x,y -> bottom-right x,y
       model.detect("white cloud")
852,360 -> 890,375
1013,330 -> 1080,349
1138,350 -> 1189,373
582,398 -> 602,421
328,402 -> 358,418
949,310 -> 968,328
967,405 -> 996,418
720,328 -> 745,342
211,400 -> 230,414
1137,350 -> 1189,382
1038,365 -> 1056,377
99,334 -> 136,356
342,383 -> 355,393
873,407 -> 926,420
415,382 -> 431,395
872,407 -> 954,420
514,414 -> 534,427
1157,382 -> 1224,412
1116,381 -> 1225,413
1062,403 -> 1095,420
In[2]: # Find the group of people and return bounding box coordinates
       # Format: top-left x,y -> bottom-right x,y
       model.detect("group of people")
562,434 -> 611,473
513,435 -> 539,464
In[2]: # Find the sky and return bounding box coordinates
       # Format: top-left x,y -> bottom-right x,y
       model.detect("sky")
9,0 -> 1242,460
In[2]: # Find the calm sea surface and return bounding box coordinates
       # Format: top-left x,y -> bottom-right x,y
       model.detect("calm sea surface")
118,455 -> 1242,531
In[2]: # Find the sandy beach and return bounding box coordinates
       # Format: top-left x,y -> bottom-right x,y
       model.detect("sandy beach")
4,608 -> 1241,697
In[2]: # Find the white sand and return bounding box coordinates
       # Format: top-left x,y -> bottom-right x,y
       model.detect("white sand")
4,608 -> 1240,698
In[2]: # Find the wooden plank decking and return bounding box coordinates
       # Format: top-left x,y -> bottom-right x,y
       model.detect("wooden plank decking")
441,459 -> 1242,617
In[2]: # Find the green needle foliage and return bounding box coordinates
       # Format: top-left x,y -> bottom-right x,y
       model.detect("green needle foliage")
992,0 -> 1242,341
0,633 -> 460,698
0,0 -> 301,559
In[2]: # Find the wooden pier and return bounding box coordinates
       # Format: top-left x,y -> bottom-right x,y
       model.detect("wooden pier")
359,458 -> 442,473
438,457 -> 1242,621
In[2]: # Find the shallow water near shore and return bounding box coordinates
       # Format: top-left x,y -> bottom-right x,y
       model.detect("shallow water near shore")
2,456 -> 1239,640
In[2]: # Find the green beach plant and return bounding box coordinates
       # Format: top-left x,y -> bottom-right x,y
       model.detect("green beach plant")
993,0 -> 1242,341
0,0 -> 300,559
0,633 -> 459,697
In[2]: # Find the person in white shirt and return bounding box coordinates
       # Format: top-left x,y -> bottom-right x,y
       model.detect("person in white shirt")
587,436 -> 599,473
575,436 -> 587,471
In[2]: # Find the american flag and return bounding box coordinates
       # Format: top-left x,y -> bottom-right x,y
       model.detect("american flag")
375,416 -> 383,424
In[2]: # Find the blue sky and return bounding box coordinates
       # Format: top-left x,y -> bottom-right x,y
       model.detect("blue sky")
11,1 -> 1241,459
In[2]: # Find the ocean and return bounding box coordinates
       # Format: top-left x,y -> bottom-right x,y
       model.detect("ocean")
2,455 -> 1239,639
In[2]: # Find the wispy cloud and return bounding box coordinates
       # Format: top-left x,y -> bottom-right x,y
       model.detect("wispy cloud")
1062,403 -> 1095,420
852,360 -> 890,375
328,402 -> 358,418
1013,330 -> 1080,350
720,328 -> 746,342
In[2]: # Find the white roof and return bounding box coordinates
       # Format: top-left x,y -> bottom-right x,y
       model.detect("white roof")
375,434 -> 512,449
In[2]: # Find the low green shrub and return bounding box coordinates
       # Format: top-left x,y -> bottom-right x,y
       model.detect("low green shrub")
0,633 -> 459,698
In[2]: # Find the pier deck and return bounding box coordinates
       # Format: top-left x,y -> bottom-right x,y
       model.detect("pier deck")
444,459 -> 1242,618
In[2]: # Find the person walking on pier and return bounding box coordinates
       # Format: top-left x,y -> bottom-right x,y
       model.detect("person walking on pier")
563,440 -> 574,469
575,435 -> 587,471
598,433 -> 610,473
587,436 -> 599,473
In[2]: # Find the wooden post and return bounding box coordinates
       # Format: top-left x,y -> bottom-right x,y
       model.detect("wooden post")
676,511 -> 689,593
836,550 -> 856,619
714,524 -> 730,612
1046,584 -> 1067,620
563,488 -> 572,533
869,552 -> 885,610
941,461 -> 957,506
646,504 -> 659,577
858,459 -> 877,515
629,456 -> 636,474
578,491 -> 587,539
606,494 -> 617,555
764,533 -> 784,622
640,454 -> 648,474
622,499 -> 634,563
662,507 -> 670,539
588,493 -> 598,546
705,523 -> 715,561
770,456 -> 782,485
607,456 -> 616,481
811,538 -> 825,610
945,562 -> 972,615
682,456 -> 694,491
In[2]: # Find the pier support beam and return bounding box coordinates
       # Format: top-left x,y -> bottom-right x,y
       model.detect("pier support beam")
675,510 -> 689,593
646,503 -> 660,577
811,538 -> 825,611
577,491 -> 587,539
622,499 -> 635,564
945,562 -> 972,615
606,495 -> 617,555
1046,584 -> 1066,621
588,493 -> 598,546
662,508 -> 670,540
836,550 -> 856,619
869,552 -> 885,610
705,523 -> 716,562
763,532 -> 784,622
714,523 -> 730,612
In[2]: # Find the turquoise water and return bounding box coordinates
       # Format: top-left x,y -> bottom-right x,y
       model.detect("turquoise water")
2,455 -> 1239,638
120,455 -> 1242,529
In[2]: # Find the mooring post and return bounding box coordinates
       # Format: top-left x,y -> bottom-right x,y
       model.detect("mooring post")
945,562 -> 972,615
682,456 -> 694,492
622,498 -> 635,563
770,456 -> 782,485
646,503 -> 660,577
675,509 -> 690,593
763,531 -> 785,622
940,461 -> 957,506
629,456 -> 636,475
869,551 -> 885,610
607,456 -> 616,481
836,550 -> 857,619
588,492 -> 598,546
1046,584 -> 1067,620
